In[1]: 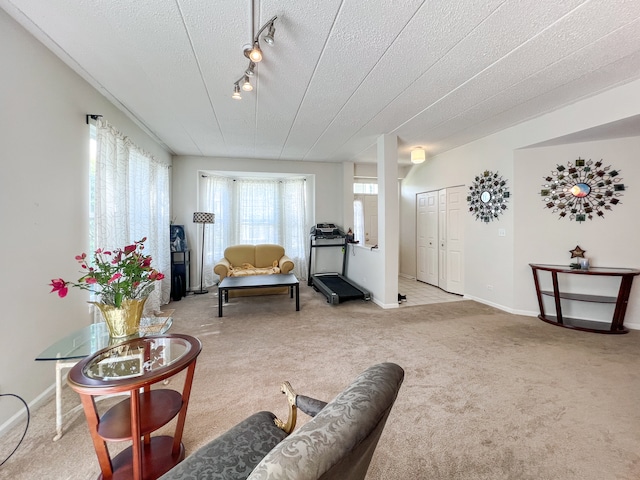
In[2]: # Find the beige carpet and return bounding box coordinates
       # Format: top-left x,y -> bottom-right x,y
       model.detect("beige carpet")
2,285 -> 640,479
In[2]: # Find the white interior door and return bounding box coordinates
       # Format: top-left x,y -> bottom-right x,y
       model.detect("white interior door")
364,195 -> 378,246
417,186 -> 465,294
438,189 -> 447,289
416,191 -> 438,285
445,186 -> 465,295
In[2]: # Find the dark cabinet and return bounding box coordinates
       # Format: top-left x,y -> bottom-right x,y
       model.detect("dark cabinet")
171,250 -> 190,301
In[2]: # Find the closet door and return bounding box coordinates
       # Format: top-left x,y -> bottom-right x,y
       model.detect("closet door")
417,187 -> 465,294
445,186 -> 465,295
416,191 -> 438,286
438,189 -> 447,289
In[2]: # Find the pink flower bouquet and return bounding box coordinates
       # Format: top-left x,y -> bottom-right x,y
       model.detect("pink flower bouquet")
50,237 -> 165,308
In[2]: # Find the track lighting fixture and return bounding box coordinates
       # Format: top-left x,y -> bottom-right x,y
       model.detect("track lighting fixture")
232,15 -> 277,100
232,83 -> 242,100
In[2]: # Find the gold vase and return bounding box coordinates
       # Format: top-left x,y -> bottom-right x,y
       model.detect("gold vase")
92,297 -> 148,338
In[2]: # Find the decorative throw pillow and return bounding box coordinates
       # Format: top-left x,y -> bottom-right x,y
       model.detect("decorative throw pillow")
228,262 -> 281,277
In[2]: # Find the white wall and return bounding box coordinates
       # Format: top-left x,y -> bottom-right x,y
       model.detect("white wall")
0,10 -> 171,426
401,78 -> 640,328
170,156 -> 344,286
514,136 -> 640,327
402,140 -> 515,310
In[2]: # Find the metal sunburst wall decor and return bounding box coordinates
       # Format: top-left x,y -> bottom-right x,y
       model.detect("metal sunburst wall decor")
540,157 -> 625,222
467,170 -> 510,222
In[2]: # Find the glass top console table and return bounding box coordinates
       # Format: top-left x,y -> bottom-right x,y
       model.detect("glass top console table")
35,316 -> 172,440
529,264 -> 640,334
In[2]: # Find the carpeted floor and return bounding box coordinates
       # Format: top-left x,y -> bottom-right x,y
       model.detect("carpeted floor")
2,284 -> 640,479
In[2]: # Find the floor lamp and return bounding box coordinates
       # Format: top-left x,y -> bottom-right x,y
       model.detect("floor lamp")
193,212 -> 215,295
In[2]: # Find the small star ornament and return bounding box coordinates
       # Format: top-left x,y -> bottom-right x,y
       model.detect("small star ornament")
570,245 -> 586,259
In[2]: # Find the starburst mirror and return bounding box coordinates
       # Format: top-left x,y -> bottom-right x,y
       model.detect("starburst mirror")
540,158 -> 625,222
467,170 -> 510,222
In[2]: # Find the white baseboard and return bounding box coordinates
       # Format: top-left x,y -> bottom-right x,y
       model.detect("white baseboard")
462,294 -> 519,314
464,295 -> 639,331
372,297 -> 400,309
0,383 -> 55,436
623,321 -> 640,331
399,273 -> 415,280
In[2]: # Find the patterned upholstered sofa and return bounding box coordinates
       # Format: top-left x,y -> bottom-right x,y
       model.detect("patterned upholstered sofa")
214,244 -> 294,296
159,363 -> 404,480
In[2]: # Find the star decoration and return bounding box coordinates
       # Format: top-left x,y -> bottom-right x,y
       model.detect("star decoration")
570,245 -> 586,258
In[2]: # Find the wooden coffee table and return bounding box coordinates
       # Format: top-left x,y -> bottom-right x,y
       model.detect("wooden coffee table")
218,273 -> 300,317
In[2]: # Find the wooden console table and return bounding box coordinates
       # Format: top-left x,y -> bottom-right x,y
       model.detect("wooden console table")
68,334 -> 201,480
529,264 -> 640,334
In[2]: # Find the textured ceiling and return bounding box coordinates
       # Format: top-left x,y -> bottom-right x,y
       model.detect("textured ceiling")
3,0 -> 640,164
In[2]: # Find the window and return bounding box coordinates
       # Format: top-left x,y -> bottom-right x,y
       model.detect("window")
201,174 -> 308,284
353,183 -> 378,245
90,118 -> 171,314
353,183 -> 378,194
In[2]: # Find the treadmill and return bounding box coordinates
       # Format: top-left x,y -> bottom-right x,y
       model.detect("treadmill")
307,223 -> 371,305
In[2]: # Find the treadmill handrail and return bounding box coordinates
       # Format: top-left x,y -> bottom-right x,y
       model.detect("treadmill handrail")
308,233 -> 348,285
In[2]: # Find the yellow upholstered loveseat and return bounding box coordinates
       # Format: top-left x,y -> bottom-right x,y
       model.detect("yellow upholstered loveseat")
214,244 -> 295,297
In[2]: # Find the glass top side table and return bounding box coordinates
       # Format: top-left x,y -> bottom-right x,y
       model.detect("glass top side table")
68,334 -> 201,480
35,316 -> 173,440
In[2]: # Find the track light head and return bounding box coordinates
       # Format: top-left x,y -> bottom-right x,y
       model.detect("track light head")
245,62 -> 256,76
232,83 -> 242,100
241,75 -> 253,91
264,23 -> 276,45
246,41 -> 262,62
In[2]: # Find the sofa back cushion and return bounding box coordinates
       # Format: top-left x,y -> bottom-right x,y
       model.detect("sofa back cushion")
224,245 -> 256,267
255,244 -> 285,268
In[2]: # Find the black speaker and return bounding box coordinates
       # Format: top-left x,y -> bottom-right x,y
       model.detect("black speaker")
171,250 -> 190,301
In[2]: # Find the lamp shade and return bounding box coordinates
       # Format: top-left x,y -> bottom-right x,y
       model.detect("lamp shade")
411,148 -> 426,164
193,212 -> 215,224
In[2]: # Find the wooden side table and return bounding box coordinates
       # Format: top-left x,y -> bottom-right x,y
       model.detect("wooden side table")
529,264 -> 640,334
35,316 -> 173,441
68,334 -> 201,480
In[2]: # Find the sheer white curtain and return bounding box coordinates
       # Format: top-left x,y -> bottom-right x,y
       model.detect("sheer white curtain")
201,175 -> 233,288
353,195 -> 365,244
93,118 -> 171,314
200,175 -> 307,284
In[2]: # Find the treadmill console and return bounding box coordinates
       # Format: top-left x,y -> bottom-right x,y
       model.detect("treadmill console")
310,223 -> 343,239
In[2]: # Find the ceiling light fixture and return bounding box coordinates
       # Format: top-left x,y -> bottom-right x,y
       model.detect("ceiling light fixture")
233,15 -> 278,100
411,147 -> 426,164
232,83 -> 242,100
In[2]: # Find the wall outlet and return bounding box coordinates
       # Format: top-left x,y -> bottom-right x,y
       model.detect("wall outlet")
498,228 -> 506,237
487,284 -> 494,291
